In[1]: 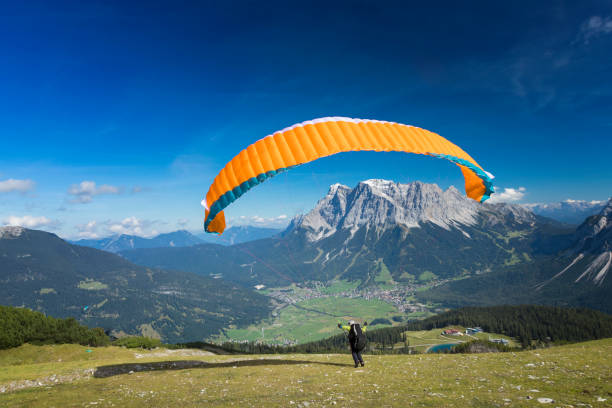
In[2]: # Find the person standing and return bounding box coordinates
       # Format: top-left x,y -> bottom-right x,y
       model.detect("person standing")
338,320 -> 367,367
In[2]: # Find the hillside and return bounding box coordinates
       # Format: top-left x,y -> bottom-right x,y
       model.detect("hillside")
417,200 -> 612,313
1,340 -> 610,406
0,227 -> 271,343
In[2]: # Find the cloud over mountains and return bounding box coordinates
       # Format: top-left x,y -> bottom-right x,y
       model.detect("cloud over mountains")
0,178 -> 35,193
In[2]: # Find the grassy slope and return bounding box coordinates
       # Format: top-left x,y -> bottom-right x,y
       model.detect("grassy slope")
1,340 -> 611,407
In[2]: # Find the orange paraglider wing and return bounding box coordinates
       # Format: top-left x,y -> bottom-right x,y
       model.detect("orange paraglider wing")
203,117 -> 494,234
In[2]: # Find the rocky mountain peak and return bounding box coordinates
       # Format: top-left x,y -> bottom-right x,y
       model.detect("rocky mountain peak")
574,198 -> 612,254
543,199 -> 612,288
328,183 -> 350,194
482,202 -> 538,226
291,179 -> 481,241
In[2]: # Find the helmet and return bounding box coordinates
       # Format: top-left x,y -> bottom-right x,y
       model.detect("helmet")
348,320 -> 355,325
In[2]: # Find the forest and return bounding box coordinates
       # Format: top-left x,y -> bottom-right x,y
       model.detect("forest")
402,305 -> 612,347
0,305 -> 109,349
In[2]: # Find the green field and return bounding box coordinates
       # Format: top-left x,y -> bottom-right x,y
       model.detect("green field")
397,327 -> 518,353
1,340 -> 611,407
77,279 -> 109,290
319,280 -> 361,295
216,297 -> 399,345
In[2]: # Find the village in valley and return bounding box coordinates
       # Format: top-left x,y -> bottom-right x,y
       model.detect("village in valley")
211,278 -> 517,348
257,277 -> 461,316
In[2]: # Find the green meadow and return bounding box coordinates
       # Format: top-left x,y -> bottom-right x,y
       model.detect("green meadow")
1,339 -> 610,407
216,297 -> 398,345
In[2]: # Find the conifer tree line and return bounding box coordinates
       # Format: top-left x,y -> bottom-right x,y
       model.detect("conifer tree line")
208,305 -> 612,353
203,324 -> 408,354
402,305 -> 612,347
0,305 -> 109,349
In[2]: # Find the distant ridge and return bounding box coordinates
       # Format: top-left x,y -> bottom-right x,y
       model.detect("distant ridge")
72,226 -> 282,253
71,230 -> 203,253
199,225 -> 282,246
524,199 -> 607,224
0,227 -> 271,342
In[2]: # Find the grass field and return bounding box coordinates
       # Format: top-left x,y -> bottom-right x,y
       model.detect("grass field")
397,328 -> 518,353
319,280 -> 361,295
216,297 -> 398,344
1,339 -> 610,407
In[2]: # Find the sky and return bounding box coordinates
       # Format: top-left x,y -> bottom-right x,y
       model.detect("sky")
1,0 -> 611,239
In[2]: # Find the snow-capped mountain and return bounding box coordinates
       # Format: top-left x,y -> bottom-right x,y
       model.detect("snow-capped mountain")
118,181 -> 609,313
125,179 -> 561,288
524,200 -> 606,224
287,179 -> 536,242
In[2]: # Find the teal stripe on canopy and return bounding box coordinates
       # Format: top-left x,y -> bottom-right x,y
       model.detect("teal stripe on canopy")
205,167 -> 290,233
428,153 -> 495,202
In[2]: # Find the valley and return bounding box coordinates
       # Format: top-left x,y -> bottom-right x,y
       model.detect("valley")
2,180 -> 610,345
217,277 -> 451,345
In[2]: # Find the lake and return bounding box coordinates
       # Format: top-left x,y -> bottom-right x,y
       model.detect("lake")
428,343 -> 459,353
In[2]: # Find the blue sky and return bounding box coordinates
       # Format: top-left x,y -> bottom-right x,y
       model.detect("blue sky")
1,1 -> 611,238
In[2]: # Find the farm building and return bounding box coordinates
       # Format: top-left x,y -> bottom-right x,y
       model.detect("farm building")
466,327 -> 483,334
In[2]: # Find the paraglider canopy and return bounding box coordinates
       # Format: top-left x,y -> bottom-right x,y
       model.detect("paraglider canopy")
203,117 -> 494,234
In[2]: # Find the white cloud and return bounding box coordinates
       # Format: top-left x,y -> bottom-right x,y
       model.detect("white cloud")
73,217 -> 162,239
578,15 -> 612,44
68,181 -> 121,203
0,178 -> 35,193
251,214 -> 289,223
563,199 -> 604,205
108,216 -> 143,235
106,216 -> 158,237
75,220 -> 100,239
487,187 -> 526,204
229,214 -> 290,227
3,215 -> 52,228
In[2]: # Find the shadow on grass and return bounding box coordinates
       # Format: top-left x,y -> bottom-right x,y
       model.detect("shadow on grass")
94,359 -> 353,378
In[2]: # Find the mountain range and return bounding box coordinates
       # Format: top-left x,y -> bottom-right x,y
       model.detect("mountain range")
71,230 -> 203,253
198,225 -> 282,246
0,227 -> 271,342
121,180 -> 606,304
524,200 -> 606,224
71,226 -> 281,253
416,198 -> 612,313
3,179 -> 610,344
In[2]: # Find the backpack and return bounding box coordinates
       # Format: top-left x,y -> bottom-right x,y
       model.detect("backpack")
350,323 -> 367,351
